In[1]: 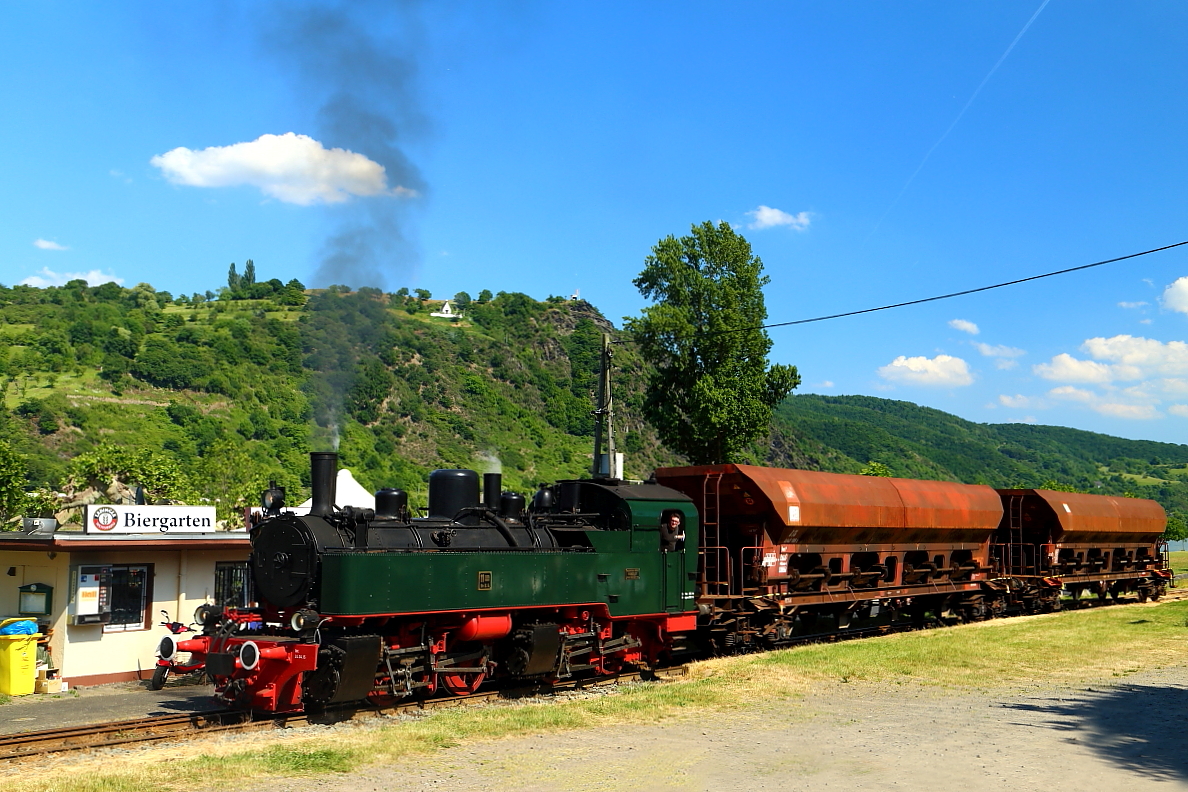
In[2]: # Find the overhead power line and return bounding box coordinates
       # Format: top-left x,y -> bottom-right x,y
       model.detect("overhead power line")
755,239 -> 1188,333
621,239 -> 1188,343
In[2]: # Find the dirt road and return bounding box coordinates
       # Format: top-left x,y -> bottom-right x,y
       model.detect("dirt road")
309,666 -> 1188,792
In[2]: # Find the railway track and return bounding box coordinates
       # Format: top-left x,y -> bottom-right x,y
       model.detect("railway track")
5,583 -> 1183,762
0,666 -> 688,761
0,711 -> 253,760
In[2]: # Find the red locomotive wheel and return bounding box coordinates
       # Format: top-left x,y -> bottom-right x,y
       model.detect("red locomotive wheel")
440,660 -> 486,695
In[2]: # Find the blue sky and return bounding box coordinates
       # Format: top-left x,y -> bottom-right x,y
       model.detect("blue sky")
3,2 -> 1188,444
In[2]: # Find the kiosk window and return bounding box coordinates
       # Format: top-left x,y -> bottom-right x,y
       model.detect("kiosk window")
103,565 -> 150,632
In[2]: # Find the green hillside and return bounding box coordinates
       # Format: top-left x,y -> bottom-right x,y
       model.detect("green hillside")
0,277 -> 675,526
4,275 -> 1188,527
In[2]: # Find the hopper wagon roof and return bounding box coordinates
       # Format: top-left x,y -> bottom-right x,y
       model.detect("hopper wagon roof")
1001,489 -> 1166,539
655,465 -> 1003,531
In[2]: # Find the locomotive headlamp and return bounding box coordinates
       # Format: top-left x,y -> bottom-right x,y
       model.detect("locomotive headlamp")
194,603 -> 218,626
290,609 -> 320,632
239,641 -> 260,671
158,635 -> 177,662
261,481 -> 286,516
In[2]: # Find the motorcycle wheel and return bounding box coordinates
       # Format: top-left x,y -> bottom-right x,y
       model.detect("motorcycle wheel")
149,665 -> 170,690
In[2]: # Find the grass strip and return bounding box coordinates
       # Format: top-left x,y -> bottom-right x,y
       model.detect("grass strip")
1168,550 -> 1188,576
18,598 -> 1188,792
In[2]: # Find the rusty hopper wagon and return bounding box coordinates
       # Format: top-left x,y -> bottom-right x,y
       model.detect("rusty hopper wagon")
654,464 -> 1005,641
994,489 -> 1169,604
654,465 -> 1170,648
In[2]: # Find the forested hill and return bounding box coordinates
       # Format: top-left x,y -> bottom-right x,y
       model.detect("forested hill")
3,276 -> 1188,525
771,394 -> 1188,512
0,277 -> 676,524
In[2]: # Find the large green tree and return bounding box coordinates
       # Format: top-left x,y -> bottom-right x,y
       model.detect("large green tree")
625,221 -> 800,464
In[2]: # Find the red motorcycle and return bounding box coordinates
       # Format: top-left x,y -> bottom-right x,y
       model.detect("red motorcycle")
149,609 -> 208,690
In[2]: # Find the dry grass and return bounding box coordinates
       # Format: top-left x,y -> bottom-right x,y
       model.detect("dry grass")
14,598 -> 1188,792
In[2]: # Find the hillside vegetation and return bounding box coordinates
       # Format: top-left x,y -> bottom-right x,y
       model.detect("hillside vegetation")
2,275 -> 1188,526
0,276 -> 674,524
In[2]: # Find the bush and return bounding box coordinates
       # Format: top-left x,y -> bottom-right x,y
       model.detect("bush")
132,337 -> 213,389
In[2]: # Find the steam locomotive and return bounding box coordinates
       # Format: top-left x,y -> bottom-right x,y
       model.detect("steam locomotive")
179,453 -> 1171,713
187,452 -> 698,711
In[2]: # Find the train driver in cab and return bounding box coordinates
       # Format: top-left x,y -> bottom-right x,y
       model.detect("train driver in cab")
660,511 -> 686,552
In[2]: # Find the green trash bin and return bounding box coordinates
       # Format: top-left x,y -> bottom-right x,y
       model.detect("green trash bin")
0,619 -> 40,696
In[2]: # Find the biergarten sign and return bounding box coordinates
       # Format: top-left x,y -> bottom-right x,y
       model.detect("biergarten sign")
84,504 -> 219,534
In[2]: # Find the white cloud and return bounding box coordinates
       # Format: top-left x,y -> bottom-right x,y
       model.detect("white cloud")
877,354 -> 973,387
1093,403 -> 1159,420
1045,384 -> 1162,420
1162,277 -> 1188,315
33,239 -> 68,251
20,268 -> 123,288
1081,335 -> 1188,378
1037,335 -> 1188,389
998,394 -> 1035,408
150,132 -> 409,205
1010,416 -> 1038,424
1118,301 -> 1148,309
1033,353 -> 1116,383
972,342 -> 1024,371
974,342 -> 1024,358
948,319 -> 979,335
1120,384 -> 1155,402
745,206 -> 811,231
1169,404 -> 1188,418
1048,385 -> 1096,402
1154,379 -> 1188,397
817,380 -> 835,388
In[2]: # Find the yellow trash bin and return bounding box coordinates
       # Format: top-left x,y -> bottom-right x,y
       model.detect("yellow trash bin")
0,620 -> 41,696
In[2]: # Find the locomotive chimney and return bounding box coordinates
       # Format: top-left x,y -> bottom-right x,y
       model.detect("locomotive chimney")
483,473 -> 501,510
309,452 -> 338,518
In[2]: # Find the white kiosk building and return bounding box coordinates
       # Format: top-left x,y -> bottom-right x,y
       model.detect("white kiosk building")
0,505 -> 249,688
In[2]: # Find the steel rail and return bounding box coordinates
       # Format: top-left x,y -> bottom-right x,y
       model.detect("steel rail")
0,666 -> 688,761
0,710 -> 254,760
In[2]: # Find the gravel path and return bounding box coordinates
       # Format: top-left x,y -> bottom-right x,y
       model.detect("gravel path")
303,666 -> 1188,792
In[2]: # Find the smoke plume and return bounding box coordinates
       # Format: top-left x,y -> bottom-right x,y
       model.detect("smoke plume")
476,451 -> 503,475
265,2 -> 429,290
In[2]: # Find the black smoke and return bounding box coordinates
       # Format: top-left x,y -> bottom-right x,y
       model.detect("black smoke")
265,1 -> 429,290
